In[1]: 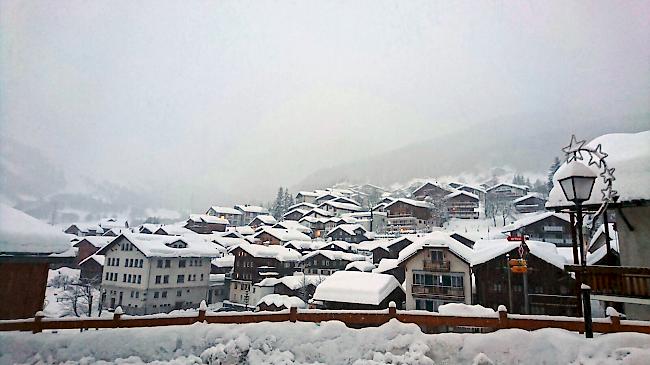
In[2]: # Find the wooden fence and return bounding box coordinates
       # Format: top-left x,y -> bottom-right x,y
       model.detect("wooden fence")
1,305 -> 649,335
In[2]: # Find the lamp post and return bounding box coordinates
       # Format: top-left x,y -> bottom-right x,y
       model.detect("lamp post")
556,160 -> 597,338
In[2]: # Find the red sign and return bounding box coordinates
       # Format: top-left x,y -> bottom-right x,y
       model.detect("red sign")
507,235 -> 524,241
511,266 -> 528,274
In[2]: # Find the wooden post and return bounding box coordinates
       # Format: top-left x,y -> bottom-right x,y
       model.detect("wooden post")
607,306 -> 620,332
289,306 -> 297,323
388,301 -> 397,319
198,300 -> 207,322
581,284 -> 593,338
498,305 -> 508,329
33,311 -> 44,334
113,306 -> 123,327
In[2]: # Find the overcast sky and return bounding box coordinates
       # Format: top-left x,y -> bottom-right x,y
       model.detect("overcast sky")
1,1 -> 649,205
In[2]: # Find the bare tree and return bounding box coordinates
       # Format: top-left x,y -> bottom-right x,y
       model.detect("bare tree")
58,278 -> 102,317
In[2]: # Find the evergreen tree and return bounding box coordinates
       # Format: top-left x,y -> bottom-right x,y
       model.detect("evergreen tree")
282,188 -> 294,215
547,157 -> 562,191
271,187 -> 285,219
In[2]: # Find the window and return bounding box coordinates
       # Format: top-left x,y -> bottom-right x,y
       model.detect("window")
165,260 -> 171,268
137,275 -> 142,284
123,274 -> 127,282
179,260 -> 186,268
177,290 -> 182,297
130,291 -> 134,298
200,274 -> 204,281
157,260 -> 163,268
162,291 -> 167,298
139,259 -> 143,268
155,275 -> 161,284
105,272 -> 109,280
128,274 -> 132,283
154,292 -> 159,298
177,275 -> 185,283
163,275 -> 169,284
430,250 -> 444,262
451,275 -> 463,288
135,292 -> 139,298
116,258 -> 120,266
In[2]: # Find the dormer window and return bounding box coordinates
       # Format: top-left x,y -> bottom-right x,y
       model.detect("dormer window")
166,240 -> 187,249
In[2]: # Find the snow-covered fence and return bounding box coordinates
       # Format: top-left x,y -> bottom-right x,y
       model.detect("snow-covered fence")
1,303 -> 649,335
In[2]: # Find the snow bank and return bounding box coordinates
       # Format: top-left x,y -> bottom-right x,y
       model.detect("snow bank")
256,294 -> 306,309
313,271 -> 402,306
437,303 -> 497,317
0,204 -> 72,255
1,320 -> 649,364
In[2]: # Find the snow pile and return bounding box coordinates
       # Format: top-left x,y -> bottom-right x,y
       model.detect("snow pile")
313,271 -> 402,306
0,203 -> 72,255
1,320 -> 650,364
256,294 -> 306,309
437,303 -> 497,317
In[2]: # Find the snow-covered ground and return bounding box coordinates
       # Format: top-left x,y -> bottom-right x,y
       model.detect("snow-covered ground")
1,320 -> 649,364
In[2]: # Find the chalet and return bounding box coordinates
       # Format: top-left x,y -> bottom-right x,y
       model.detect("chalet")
343,211 -> 388,233
0,204 -> 74,319
185,214 -> 228,234
206,206 -> 242,226
64,223 -> 104,237
412,181 -> 452,202
283,208 -> 309,221
272,220 -> 312,236
211,255 -> 234,274
301,207 -> 335,220
502,212 -> 572,246
311,271 -> 405,310
234,205 -> 269,226
457,185 -> 486,201
72,236 -> 113,266
472,240 -> 577,316
295,191 -> 321,204
318,200 -> 364,216
256,294 -> 306,311
361,236 -> 414,264
228,244 -> 301,308
444,191 -> 480,219
385,198 -> 436,234
325,224 -> 371,243
102,228 -> 132,237
138,224 -> 162,234
314,193 -> 344,206
371,197 -> 396,213
252,227 -> 311,245
96,234 -> 221,315
373,258 -> 403,283
486,183 -> 529,202
301,250 -> 368,276
78,254 -> 104,282
398,232 -> 473,312
208,273 -> 229,304
99,217 -> 129,231
248,214 -> 277,228
284,240 -> 321,254
225,225 -> 256,237
316,240 -> 356,253
249,274 -> 322,306
513,194 -> 547,213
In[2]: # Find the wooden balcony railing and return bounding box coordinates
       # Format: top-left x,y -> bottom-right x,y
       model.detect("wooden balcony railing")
412,284 -> 464,298
423,260 -> 451,271
565,265 -> 650,298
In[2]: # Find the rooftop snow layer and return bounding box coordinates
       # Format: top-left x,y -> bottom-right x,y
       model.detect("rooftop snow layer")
273,220 -> 312,234
253,227 -> 312,242
471,239 -> 569,269
302,249 -> 367,262
233,243 -> 302,261
256,294 -> 306,309
397,231 -> 474,265
345,261 -> 376,272
0,204 -> 72,255
97,233 -> 221,258
501,212 -> 569,233
313,271 -> 403,305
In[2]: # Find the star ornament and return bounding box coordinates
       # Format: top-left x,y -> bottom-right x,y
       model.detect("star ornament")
587,144 -> 608,168
562,135 -> 586,156
601,167 -> 616,183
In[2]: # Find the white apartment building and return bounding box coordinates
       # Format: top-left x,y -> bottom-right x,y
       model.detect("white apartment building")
97,234 -> 222,315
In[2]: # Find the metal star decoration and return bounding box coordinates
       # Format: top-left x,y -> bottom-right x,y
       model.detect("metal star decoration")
601,167 -> 616,183
587,144 -> 608,168
562,135 -> 586,162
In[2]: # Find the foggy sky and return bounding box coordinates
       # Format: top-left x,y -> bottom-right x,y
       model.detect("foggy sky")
1,1 -> 649,206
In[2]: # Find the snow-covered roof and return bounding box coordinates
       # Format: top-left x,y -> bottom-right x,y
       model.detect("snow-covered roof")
207,206 -> 242,215
385,198 -> 434,210
316,240 -> 355,252
97,233 -> 221,258
273,220 -> 312,234
98,217 -> 128,230
287,202 -> 316,211
373,258 -> 399,273
250,215 -> 278,225
589,223 -> 618,250
188,214 -> 229,225
397,231 -> 474,265
226,226 -> 256,236
256,294 -> 307,309
138,223 -> 163,233
357,239 -> 389,252
232,243 -> 302,261
209,273 -> 226,283
326,224 -> 367,237
312,271 -> 403,306
155,224 -> 195,236
0,204 -> 72,255
302,250 -> 367,262
471,239 -> 569,269
284,240 -> 321,251
512,193 -> 546,204
253,227 -> 312,242
547,131 -> 650,208
412,181 -> 451,196
256,274 -> 323,290
445,190 -> 479,201
345,261 -> 375,272
235,205 -> 269,214
296,191 -> 321,198
318,201 -> 364,212
486,182 -> 530,192
79,254 -> 105,266
303,208 -> 335,217
501,212 -> 569,233
211,255 -> 235,267
73,236 -> 114,249
210,236 -> 249,249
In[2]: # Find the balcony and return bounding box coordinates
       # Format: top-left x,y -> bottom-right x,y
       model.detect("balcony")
423,260 -> 450,272
565,265 -> 650,299
412,284 -> 464,298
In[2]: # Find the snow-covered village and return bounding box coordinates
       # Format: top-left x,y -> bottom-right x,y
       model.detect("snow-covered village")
1,1 -> 650,364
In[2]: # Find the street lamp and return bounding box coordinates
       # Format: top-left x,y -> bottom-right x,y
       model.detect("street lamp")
556,160 -> 597,339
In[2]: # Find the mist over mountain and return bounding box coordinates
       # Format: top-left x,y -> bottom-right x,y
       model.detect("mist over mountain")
295,113 -> 649,190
